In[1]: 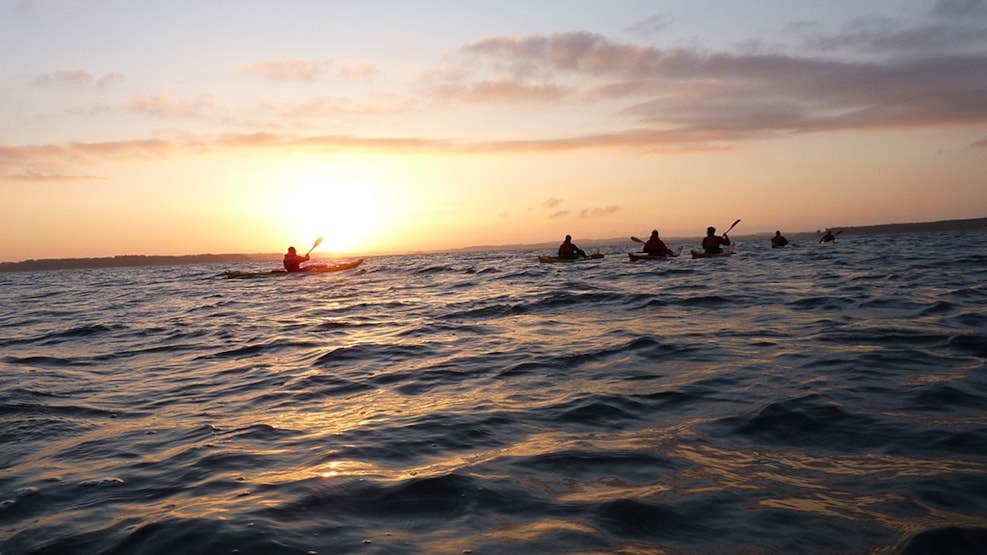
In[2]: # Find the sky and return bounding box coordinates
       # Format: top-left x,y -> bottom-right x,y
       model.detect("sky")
2,0 -> 986,261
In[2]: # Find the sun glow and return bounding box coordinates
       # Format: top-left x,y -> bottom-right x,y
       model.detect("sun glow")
278,167 -> 384,254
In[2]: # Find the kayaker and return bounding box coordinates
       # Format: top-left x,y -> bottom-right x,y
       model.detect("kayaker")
771,231 -> 789,248
820,229 -> 836,243
702,226 -> 731,254
643,230 -> 676,256
283,246 -> 311,272
558,235 -> 586,260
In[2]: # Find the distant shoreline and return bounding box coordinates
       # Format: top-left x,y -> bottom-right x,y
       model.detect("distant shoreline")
2,217 -> 985,273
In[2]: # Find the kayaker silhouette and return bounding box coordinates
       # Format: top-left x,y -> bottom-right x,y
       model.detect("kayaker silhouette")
283,246 -> 311,272
702,226 -> 731,254
771,231 -> 789,248
558,235 -> 586,259
643,230 -> 676,256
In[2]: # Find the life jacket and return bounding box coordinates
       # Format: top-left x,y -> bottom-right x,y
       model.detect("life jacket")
558,242 -> 578,259
283,254 -> 306,272
702,236 -> 724,253
644,238 -> 669,255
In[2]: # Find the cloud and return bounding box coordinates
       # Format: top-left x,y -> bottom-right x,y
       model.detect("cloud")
337,63 -> 378,78
452,30 -> 987,141
548,210 -> 571,219
97,72 -> 124,88
127,94 -> 216,118
626,15 -> 673,36
0,140 -> 175,182
432,79 -> 570,103
32,70 -> 124,88
972,134 -> 987,148
4,170 -> 104,182
243,59 -> 333,81
580,205 -> 620,218
543,197 -> 563,208
33,70 -> 95,87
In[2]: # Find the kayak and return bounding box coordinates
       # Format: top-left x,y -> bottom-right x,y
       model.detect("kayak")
538,253 -> 604,264
225,259 -> 364,279
628,247 -> 684,261
690,245 -> 736,259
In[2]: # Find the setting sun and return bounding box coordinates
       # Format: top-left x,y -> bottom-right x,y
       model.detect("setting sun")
277,165 -> 385,254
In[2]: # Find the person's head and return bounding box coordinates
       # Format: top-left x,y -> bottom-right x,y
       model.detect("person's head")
651,229 -> 659,237
775,230 -> 782,236
707,226 -> 716,236
564,234 -> 572,242
288,246 -> 297,254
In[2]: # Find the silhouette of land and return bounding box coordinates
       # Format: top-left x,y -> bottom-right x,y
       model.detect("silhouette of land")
0,253 -> 270,273
2,217 -> 985,272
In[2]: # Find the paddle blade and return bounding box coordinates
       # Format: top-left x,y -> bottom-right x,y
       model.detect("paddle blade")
631,236 -> 645,243
306,236 -> 324,255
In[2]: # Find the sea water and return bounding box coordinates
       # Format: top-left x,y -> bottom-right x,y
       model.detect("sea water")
1,231 -> 986,554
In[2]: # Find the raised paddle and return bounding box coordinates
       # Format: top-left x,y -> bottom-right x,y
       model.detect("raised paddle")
631,236 -> 645,243
723,219 -> 741,236
306,236 -> 324,256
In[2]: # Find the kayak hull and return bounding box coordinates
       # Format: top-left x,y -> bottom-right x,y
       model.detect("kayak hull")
628,247 -> 683,261
225,259 -> 364,278
690,245 -> 736,259
538,253 -> 604,264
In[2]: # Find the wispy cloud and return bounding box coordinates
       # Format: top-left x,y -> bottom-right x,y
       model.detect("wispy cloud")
32,70 -> 124,88
626,15 -> 673,37
432,79 -> 570,103
580,205 -> 620,218
243,59 -> 333,82
127,94 -> 216,118
97,72 -> 124,88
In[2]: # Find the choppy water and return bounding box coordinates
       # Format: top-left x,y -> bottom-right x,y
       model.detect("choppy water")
2,231 -> 986,555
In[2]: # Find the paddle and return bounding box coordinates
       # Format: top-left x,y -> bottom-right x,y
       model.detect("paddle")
723,219 -> 741,236
631,236 -> 645,243
305,236 -> 324,256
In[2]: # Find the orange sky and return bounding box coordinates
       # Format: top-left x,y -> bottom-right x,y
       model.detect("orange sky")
2,1 -> 986,262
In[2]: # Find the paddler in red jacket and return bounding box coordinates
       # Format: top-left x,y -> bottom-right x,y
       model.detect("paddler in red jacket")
558,235 -> 586,259
702,226 -> 731,254
643,230 -> 676,256
283,246 -> 310,272
771,231 -> 789,248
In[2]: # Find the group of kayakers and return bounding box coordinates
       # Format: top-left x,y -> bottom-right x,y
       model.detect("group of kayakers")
556,224 -> 839,260
285,224 -> 840,271
558,225 -> 734,260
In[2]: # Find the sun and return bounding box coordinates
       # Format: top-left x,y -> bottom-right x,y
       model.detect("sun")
279,172 -> 383,254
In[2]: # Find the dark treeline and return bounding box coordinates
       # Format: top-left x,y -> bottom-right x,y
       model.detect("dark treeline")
827,217 -> 987,235
0,253 -> 272,273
